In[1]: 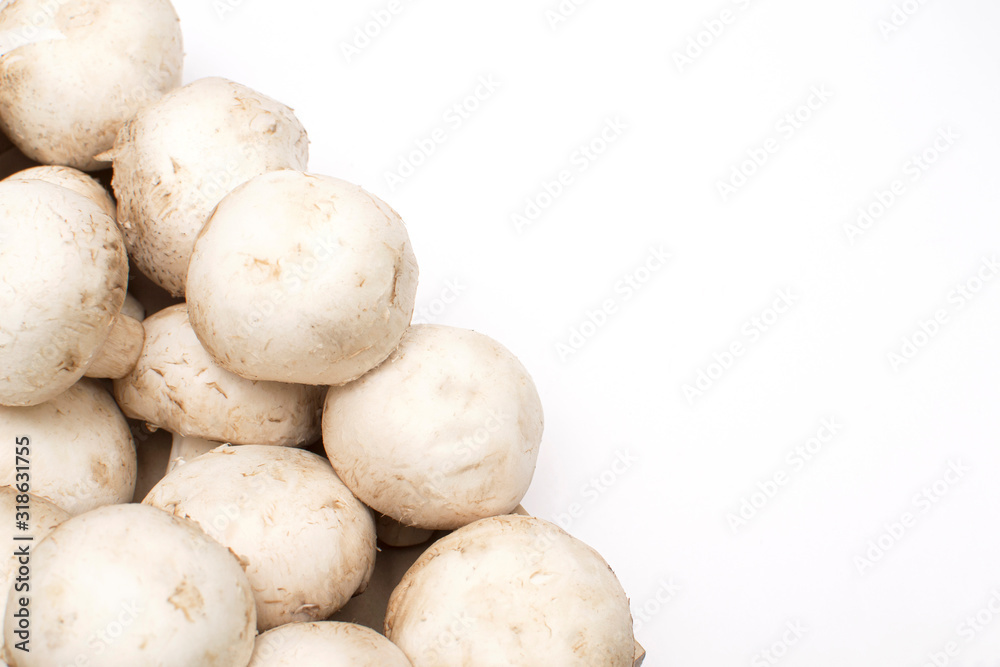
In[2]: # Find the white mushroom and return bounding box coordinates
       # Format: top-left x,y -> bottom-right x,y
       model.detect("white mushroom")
143,445 -> 377,631
186,170 -> 418,386
0,0 -> 183,170
0,180 -> 142,406
0,380 -> 136,515
248,621 -> 412,667
323,324 -> 543,530
106,77 -> 309,296
3,165 -> 116,218
2,504 -> 256,666
385,514 -> 635,666
114,304 -> 324,460
0,489 -> 69,658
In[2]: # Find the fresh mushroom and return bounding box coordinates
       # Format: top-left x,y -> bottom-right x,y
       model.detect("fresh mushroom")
323,324 -> 544,530
248,621 -> 412,667
0,179 -> 143,406
0,379 -> 136,515
2,504 -> 256,666
0,0 -> 183,170
143,445 -> 377,631
186,170 -> 418,386
104,77 -> 309,296
113,303 -> 324,471
385,514 -> 635,666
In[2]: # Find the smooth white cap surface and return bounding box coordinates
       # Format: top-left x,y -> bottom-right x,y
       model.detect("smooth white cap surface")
186,170 -> 418,386
323,324 -> 543,530
385,514 -> 635,667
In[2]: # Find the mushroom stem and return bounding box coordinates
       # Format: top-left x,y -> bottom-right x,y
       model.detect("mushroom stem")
375,513 -> 434,548
85,313 -> 144,379
167,433 -> 220,474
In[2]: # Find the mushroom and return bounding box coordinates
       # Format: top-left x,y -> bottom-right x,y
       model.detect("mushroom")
113,303 -> 325,470
0,179 -> 143,407
186,170 -> 418,386
2,504 -> 256,667
323,324 -> 543,530
248,621 -> 412,667
0,0 -> 183,170
143,445 -> 377,631
0,379 -> 136,515
0,489 -> 69,659
3,165 -> 116,218
105,77 -> 309,296
385,514 -> 635,666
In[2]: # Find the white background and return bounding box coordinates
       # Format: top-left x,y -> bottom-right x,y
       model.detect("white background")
176,0 -> 1000,664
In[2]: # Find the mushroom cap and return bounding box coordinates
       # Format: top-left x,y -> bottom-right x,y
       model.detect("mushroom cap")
385,514 -> 635,667
143,445 -> 377,631
0,179 -> 127,406
0,0 -> 183,170
110,77 -> 309,296
2,503 -> 256,667
0,380 -> 136,515
323,324 -> 543,530
248,621 -> 412,667
114,304 -> 323,446
3,165 -> 116,219
186,170 -> 418,386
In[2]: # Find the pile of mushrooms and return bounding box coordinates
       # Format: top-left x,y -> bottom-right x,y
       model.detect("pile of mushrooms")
0,1 -> 640,666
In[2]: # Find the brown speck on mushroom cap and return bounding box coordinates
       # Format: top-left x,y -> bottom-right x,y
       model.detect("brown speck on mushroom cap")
2,504 -> 256,666
143,445 -> 376,632
0,379 -> 136,515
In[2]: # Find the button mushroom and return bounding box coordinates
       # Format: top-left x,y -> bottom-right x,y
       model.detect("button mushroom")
186,170 -> 418,386
385,514 -> 635,666
0,179 -> 143,406
113,303 -> 324,470
323,324 -> 544,530
104,77 -> 309,296
2,504 -> 257,666
248,621 -> 412,667
143,444 -> 377,631
0,0 -> 183,170
0,379 -> 136,515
